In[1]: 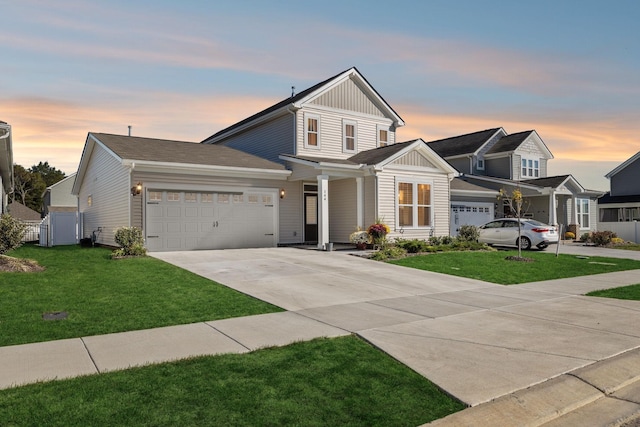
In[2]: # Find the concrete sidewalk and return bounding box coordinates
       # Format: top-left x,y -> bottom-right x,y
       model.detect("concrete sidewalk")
2,245 -> 640,426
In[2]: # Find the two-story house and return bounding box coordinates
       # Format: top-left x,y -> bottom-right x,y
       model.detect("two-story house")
427,128 -> 602,236
0,121 -> 13,214
72,68 -> 457,251
597,151 -> 640,242
202,67 -> 457,249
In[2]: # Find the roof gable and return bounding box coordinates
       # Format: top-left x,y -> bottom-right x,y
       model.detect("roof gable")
486,130 -> 553,159
427,128 -> 504,158
605,151 -> 640,179
202,67 -> 404,144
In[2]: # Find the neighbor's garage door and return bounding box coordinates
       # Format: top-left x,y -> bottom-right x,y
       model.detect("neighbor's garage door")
145,189 -> 277,251
450,202 -> 494,236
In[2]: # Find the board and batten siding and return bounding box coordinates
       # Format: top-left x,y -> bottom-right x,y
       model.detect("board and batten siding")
376,168 -> 450,239
78,143 -> 131,246
214,113 -> 295,164
328,178 -> 357,243
296,107 -> 394,159
310,78 -> 385,118
610,156 -> 640,197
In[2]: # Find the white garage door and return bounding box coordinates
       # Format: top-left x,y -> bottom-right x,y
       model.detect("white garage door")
145,189 -> 277,251
450,202 -> 494,236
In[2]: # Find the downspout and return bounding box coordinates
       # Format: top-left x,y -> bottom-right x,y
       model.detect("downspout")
129,162 -> 135,228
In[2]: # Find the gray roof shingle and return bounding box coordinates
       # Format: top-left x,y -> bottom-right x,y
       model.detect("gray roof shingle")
485,130 -> 534,154
427,128 -> 501,158
93,133 -> 286,170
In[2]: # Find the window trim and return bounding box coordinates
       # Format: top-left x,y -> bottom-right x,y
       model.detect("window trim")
521,157 -> 540,178
396,178 -> 434,229
304,113 -> 320,149
342,119 -> 357,153
576,198 -> 590,230
377,125 -> 389,147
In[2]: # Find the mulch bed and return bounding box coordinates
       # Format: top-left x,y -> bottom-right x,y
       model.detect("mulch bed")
0,255 -> 45,272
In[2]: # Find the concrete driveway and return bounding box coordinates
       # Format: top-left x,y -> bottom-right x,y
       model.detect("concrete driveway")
152,246 -> 640,410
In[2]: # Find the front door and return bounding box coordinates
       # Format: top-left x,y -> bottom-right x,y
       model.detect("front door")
304,193 -> 318,243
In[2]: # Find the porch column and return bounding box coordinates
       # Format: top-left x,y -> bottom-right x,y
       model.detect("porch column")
356,177 -> 364,230
317,174 -> 329,250
549,192 -> 557,226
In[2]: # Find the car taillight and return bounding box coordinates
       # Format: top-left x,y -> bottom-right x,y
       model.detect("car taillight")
531,228 -> 549,233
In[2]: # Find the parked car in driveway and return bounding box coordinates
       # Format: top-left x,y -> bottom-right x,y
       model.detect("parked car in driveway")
478,218 -> 558,250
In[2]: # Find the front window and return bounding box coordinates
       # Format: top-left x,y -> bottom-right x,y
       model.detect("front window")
378,126 -> 389,147
343,120 -> 357,153
397,180 -> 432,228
521,157 -> 539,178
577,198 -> 590,229
305,114 -> 320,148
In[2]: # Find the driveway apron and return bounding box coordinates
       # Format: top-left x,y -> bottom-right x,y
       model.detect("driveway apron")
152,247 -> 640,407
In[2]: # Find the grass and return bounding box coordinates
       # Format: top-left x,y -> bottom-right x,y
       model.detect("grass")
587,283 -> 640,300
389,250 -> 640,285
0,244 -> 282,346
0,336 -> 465,426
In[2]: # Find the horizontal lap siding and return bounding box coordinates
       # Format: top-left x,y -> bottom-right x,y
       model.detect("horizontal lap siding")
297,108 -> 391,159
329,179 -> 356,243
216,114 -> 294,163
378,169 -> 450,239
78,145 -> 130,246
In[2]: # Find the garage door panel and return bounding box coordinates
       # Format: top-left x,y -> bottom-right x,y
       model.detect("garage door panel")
146,189 -> 276,251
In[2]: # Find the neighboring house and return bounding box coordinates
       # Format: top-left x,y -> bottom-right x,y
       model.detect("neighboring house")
7,201 -> 41,241
40,173 -> 79,247
598,151 -> 640,242
42,173 -> 77,216
0,121 -> 13,214
427,128 -> 602,236
73,67 -> 457,251
202,67 -> 457,249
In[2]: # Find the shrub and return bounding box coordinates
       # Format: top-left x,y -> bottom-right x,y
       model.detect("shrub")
580,232 -> 591,243
0,214 -> 26,255
369,246 -> 407,261
428,236 -> 443,246
440,235 -> 454,245
395,239 -> 429,254
457,225 -> 479,242
564,231 -> 576,240
113,226 -> 147,257
611,237 -> 624,245
589,230 -> 617,247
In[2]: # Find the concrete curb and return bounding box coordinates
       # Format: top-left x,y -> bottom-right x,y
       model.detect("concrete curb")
425,347 -> 640,427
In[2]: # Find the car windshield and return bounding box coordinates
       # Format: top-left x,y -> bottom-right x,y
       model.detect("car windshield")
523,219 -> 546,226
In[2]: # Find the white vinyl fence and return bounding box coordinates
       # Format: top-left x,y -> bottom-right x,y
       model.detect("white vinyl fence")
597,221 -> 640,243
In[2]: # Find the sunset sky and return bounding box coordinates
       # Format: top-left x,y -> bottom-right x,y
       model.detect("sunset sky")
2,0 -> 639,191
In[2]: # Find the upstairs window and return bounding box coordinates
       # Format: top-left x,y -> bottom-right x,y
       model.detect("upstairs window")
477,158 -> 485,170
378,126 -> 389,147
521,157 -> 539,178
343,120 -> 357,153
304,113 -> 320,148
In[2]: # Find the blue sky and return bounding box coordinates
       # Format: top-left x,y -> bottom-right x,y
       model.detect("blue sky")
1,0 -> 639,190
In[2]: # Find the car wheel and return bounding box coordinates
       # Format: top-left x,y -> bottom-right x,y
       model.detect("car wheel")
517,237 -> 532,250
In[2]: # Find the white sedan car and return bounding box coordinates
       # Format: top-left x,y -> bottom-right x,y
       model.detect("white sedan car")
478,218 -> 559,250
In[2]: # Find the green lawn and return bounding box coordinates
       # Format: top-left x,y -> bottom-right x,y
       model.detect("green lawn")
0,244 -> 282,346
389,250 -> 640,285
0,336 -> 465,426
587,284 -> 640,300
